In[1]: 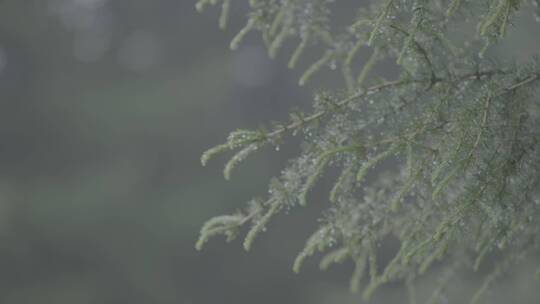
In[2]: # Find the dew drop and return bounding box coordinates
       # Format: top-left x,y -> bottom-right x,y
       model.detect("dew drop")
329,60 -> 337,70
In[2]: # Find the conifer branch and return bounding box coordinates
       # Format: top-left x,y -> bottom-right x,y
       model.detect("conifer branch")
196,0 -> 540,301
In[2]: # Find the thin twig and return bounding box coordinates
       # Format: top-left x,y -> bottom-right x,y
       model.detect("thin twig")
266,69 -> 517,140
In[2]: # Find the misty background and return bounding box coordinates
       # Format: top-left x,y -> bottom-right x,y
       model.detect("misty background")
0,1 -> 538,303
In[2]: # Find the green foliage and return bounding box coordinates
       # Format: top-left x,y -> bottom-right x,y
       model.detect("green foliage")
195,0 -> 540,302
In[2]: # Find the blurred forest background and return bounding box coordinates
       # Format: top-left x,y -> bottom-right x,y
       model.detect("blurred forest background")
0,1 -> 538,303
